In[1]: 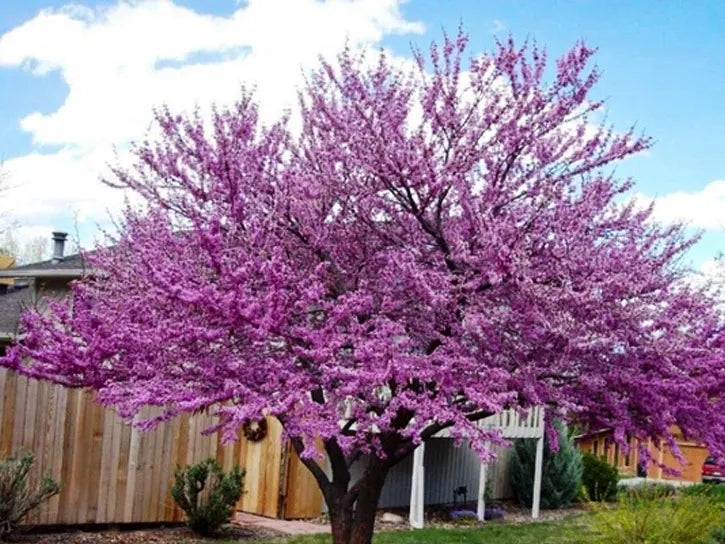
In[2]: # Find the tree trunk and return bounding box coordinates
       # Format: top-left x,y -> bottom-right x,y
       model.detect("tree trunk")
329,502 -> 353,544
286,421 -> 444,544
326,459 -> 389,544
348,462 -> 388,544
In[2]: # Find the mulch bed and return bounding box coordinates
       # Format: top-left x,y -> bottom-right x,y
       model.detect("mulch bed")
6,523 -> 282,543
8,502 -> 586,542
496,502 -> 587,524
367,500 -> 585,530
299,500 -> 585,534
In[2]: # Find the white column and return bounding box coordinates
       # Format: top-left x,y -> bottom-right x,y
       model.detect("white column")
476,458 -> 488,521
531,435 -> 544,519
409,442 -> 425,529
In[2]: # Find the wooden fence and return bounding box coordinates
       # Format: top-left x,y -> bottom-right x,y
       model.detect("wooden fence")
0,368 -> 322,525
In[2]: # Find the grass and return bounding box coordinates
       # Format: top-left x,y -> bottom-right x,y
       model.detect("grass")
218,515 -> 592,543
195,484 -> 725,544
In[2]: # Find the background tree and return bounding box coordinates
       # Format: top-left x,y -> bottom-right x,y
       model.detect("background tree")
0,229 -> 50,265
3,33 -> 724,544
0,168 -> 50,264
0,166 -> 8,237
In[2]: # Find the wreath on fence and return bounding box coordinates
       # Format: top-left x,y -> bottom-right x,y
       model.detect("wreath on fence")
242,418 -> 268,442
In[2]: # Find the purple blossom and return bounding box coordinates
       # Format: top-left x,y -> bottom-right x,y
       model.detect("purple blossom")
449,509 -> 478,521
2,31 -> 724,544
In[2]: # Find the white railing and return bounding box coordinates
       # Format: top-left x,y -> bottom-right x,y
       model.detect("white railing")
431,406 -> 545,439
478,406 -> 545,439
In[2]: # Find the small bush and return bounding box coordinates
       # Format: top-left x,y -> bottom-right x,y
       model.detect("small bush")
510,421 -> 583,509
0,452 -> 60,540
582,452 -> 618,501
710,526 -> 725,544
589,486 -> 723,544
682,483 -> 725,505
618,482 -> 677,501
171,458 -> 244,536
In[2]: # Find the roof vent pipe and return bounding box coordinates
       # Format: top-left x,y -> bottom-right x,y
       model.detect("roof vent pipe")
51,232 -> 67,264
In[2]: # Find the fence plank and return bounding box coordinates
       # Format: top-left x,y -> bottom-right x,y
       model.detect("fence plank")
0,370 -> 321,525
0,369 -> 7,436
11,375 -> 28,454
0,370 -> 16,457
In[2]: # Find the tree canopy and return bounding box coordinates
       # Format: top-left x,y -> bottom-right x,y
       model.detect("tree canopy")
3,32 -> 724,544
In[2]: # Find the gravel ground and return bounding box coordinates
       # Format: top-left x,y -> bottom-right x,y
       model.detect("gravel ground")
6,523 -> 282,543
368,501 -> 586,531
7,503 -> 585,543
299,501 -> 585,533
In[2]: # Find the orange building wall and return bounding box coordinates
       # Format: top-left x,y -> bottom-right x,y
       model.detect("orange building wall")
576,431 -> 709,483
652,443 -> 709,482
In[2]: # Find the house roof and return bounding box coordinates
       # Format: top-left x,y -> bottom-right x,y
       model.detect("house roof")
0,285 -> 33,340
0,253 -> 87,278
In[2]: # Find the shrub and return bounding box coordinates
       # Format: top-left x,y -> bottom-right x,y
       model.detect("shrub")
710,526 -> 725,544
581,452 -> 618,501
618,482 -> 677,501
682,483 -> 725,505
589,486 -> 723,544
510,421 -> 583,509
0,452 -> 60,540
171,458 -> 244,536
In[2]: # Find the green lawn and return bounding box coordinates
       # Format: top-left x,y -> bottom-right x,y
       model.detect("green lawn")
265,515 -> 591,544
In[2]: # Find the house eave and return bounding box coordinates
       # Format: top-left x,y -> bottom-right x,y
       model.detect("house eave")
0,269 -> 87,279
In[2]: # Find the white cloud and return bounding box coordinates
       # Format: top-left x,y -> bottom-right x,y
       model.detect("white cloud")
1,145 -> 127,222
2,0 -> 422,146
0,0 -> 423,243
634,180 -> 725,231
490,19 -> 506,33
701,258 -> 725,282
695,258 -> 725,310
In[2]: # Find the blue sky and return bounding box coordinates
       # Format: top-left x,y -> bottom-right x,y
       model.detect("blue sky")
0,0 -> 723,272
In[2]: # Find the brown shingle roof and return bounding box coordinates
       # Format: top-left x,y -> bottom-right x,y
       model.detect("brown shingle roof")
10,253 -> 85,271
0,253 -> 88,278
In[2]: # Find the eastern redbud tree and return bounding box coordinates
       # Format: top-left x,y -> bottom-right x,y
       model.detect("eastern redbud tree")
4,34 -> 724,544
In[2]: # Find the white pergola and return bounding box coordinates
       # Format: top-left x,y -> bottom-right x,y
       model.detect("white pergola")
408,407 -> 545,529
